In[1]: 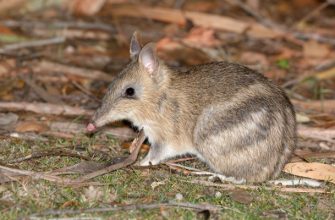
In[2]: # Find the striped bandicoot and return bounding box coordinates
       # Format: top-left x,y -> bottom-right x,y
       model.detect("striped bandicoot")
87,33 -> 296,183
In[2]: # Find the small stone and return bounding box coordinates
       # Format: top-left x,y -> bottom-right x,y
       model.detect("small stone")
175,193 -> 183,201
215,191 -> 222,198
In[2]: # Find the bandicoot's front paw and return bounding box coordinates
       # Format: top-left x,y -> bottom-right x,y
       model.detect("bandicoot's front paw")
139,156 -> 160,166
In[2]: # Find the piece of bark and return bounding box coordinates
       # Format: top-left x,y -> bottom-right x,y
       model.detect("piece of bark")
0,101 -> 93,116
0,37 -> 65,53
32,60 -> 114,81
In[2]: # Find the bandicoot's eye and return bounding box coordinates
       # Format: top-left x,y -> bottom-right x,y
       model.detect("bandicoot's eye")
124,87 -> 135,97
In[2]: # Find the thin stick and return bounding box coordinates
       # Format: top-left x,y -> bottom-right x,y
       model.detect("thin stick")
0,37 -> 65,53
71,81 -> 101,103
21,75 -> 65,105
0,101 -> 93,116
9,148 -> 90,164
296,1 -> 331,25
31,201 -> 222,217
1,20 -> 115,32
76,129 -> 145,182
32,60 -> 114,81
183,180 -> 327,194
228,0 -> 273,27
165,162 -> 245,184
0,164 -> 88,186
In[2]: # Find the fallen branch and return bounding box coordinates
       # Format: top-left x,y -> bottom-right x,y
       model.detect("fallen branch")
298,125 -> 335,144
49,161 -> 109,176
293,99 -> 335,115
269,179 -> 322,187
0,164 -> 92,186
183,180 -> 327,194
76,129 -> 145,182
291,150 -> 335,162
31,201 -> 222,217
32,60 -> 114,81
21,76 -> 65,105
31,29 -> 111,40
0,37 -> 65,53
1,20 -> 115,32
0,101 -> 93,116
165,162 -> 246,184
9,132 -> 49,141
9,148 -> 90,164
110,5 -> 282,39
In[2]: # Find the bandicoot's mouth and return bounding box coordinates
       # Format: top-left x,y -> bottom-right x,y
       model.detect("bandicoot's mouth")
86,122 -> 97,132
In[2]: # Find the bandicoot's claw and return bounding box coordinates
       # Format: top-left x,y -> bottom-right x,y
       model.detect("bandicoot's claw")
86,123 -> 96,132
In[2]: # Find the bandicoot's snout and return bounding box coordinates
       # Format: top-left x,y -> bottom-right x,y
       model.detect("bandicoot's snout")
86,122 -> 97,132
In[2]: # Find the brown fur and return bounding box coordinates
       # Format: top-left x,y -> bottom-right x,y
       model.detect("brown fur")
91,35 -> 296,183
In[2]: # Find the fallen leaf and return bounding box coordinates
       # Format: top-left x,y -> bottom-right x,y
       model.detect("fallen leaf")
240,51 -> 269,69
183,27 -> 221,47
151,181 -> 166,190
303,40 -> 330,58
229,189 -> 253,204
61,200 -> 79,208
296,113 -> 310,123
264,70 -> 287,81
184,1 -> 219,12
0,185 -> 8,194
261,209 -> 288,220
66,0 -> 106,15
0,113 -> 18,126
313,66 -> 335,81
246,0 -> 259,10
0,0 -> 25,14
15,121 -> 48,133
157,37 -> 183,52
0,25 -> 15,35
284,162 -> 335,184
0,59 -> 16,78
82,186 -> 104,203
157,37 -> 211,65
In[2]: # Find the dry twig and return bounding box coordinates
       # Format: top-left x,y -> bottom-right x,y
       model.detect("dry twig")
1,20 -> 115,32
0,37 -> 65,53
9,148 -> 90,164
31,201 -> 222,217
183,180 -> 327,193
0,101 -> 93,116
110,5 -> 282,38
21,75 -> 65,105
32,60 -> 114,81
76,129 -> 145,182
0,164 -> 90,186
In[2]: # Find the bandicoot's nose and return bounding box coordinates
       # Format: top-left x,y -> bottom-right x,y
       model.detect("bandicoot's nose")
86,123 -> 96,132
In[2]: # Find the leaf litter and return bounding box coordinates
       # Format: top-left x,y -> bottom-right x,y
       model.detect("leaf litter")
0,0 -> 335,219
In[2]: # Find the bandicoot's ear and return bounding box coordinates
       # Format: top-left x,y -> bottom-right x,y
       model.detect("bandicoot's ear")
139,43 -> 159,75
130,32 -> 141,59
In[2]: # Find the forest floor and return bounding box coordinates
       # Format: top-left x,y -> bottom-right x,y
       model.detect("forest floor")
0,0 -> 335,219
